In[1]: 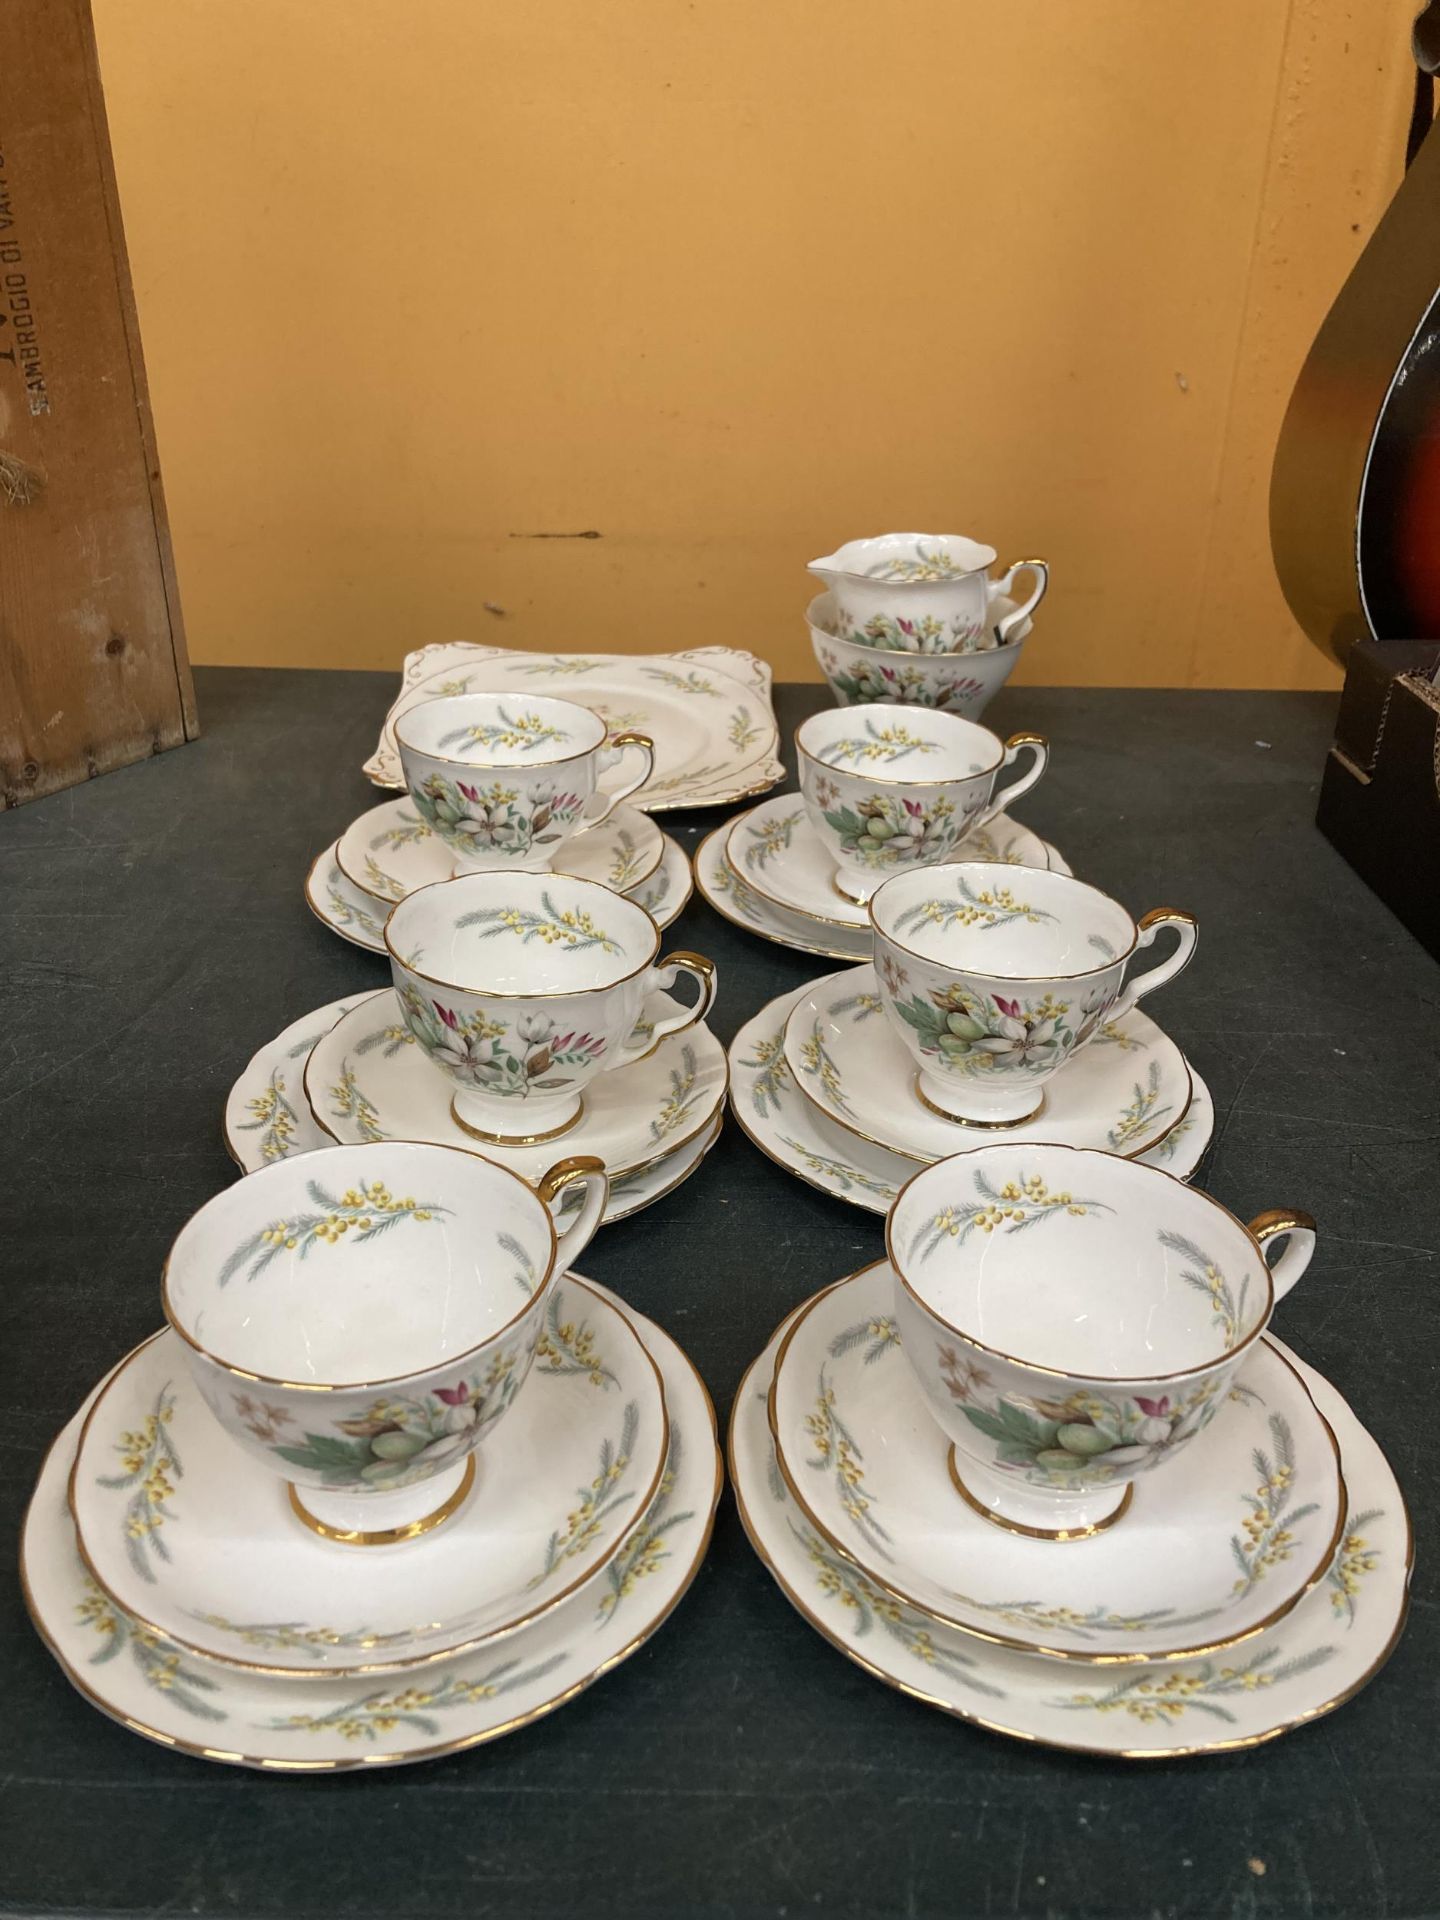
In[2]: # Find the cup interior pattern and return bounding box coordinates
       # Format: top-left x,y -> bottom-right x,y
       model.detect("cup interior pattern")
797,703 -> 999,782
164,1143 -> 553,1383
891,1146 -> 1269,1379
811,532 -> 997,581
395,692 -> 606,767
872,862 -> 1136,978
387,871 -> 657,995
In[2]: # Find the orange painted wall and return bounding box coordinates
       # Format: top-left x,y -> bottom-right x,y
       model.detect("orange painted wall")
93,0 -> 1418,686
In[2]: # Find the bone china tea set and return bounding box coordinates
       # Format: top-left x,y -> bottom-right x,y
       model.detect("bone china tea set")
23,542 -> 1410,1768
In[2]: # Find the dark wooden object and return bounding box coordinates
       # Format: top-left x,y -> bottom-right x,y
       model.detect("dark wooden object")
0,0 -> 195,811
1271,47 -> 1440,660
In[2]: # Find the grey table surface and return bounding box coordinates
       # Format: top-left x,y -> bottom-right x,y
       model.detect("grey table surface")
2,667 -> 1436,1920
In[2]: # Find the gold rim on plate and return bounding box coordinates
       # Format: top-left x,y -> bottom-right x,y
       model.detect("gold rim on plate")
66,1278 -> 673,1678
782,984 -> 1195,1171
692,828 -> 871,963
300,1010 -> 729,1183
28,1313 -> 721,1762
729,1328 -> 1410,1758
764,1265 -> 1348,1663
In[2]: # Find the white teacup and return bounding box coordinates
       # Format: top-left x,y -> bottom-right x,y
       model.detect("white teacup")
161,1141 -> 608,1541
394,692 -> 653,871
385,870 -> 717,1144
808,532 -> 1048,652
796,703 -> 1048,904
888,1143 -> 1316,1537
870,861 -> 1198,1125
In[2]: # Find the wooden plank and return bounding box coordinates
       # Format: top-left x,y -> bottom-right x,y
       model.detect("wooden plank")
0,0 -> 195,810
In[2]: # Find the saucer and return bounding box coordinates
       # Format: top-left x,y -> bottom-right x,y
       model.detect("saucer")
728,982 -> 1213,1213
731,1313 -> 1410,1756
726,796 -> 1053,932
224,995 -> 722,1224
336,798 -> 664,905
305,830 -> 692,955
223,997 -> 374,1168
694,822 -> 1072,964
70,1275 -> 667,1676
24,1283 -> 722,1769
784,966 -> 1191,1164
305,988 -> 728,1183
770,1261 -> 1345,1661
365,643 -> 784,811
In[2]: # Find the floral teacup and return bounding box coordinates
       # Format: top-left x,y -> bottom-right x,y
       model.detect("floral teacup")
870,861 -> 1198,1124
394,692 -> 653,872
796,703 -> 1048,904
385,870 -> 717,1144
161,1141 -> 608,1540
807,591 -> 1030,722
808,532 -> 1048,653
888,1142 -> 1316,1537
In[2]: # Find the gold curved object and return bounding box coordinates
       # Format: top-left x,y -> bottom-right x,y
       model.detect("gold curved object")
535,1155 -> 608,1208
1249,1207 -> 1319,1244
288,1457 -> 477,1547
1137,905 -> 1199,936
606,728 -> 654,752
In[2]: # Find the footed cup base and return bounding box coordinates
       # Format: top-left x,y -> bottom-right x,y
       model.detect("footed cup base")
832,868 -> 883,906
450,1091 -> 584,1146
913,1072 -> 1045,1129
945,1447 -> 1132,1541
288,1455 -> 477,1547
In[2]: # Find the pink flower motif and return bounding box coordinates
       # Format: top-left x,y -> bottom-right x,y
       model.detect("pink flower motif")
1134,1395 -> 1170,1418
993,995 -> 1022,1019
434,1001 -> 459,1030
903,798 -> 923,817
433,1381 -> 471,1406
457,781 -> 482,803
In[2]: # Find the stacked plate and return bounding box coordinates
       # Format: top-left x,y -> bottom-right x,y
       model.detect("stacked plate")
362,642 -> 785,808
23,1138 -> 721,1771
225,989 -> 727,1228
727,971 -> 1214,1212
695,797 -> 1069,963
308,802 -> 693,956
730,1258 -> 1411,1756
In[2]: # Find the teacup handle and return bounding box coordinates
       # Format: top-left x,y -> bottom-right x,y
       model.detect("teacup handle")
614,951 -> 718,1068
1108,909 -> 1199,1021
1249,1209 -> 1318,1303
536,1156 -> 610,1265
988,558 -> 1049,646
583,731 -> 655,829
972,732 -> 1049,832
